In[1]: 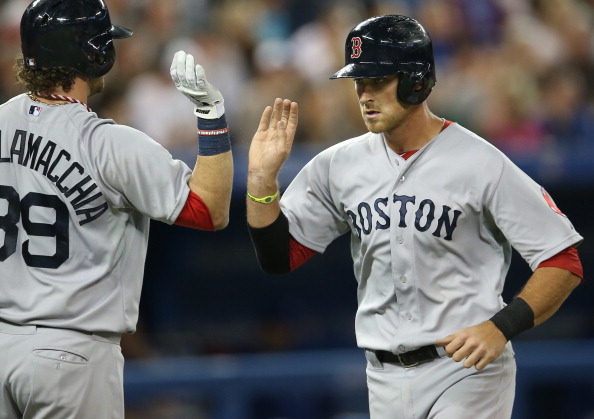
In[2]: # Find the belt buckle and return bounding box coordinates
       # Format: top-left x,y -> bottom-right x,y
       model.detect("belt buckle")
397,352 -> 418,368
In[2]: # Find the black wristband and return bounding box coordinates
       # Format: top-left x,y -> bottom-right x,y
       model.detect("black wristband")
489,297 -> 535,341
248,212 -> 291,274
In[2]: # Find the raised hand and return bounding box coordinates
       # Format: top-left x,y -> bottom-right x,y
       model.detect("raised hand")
170,50 -> 224,119
248,98 -> 299,182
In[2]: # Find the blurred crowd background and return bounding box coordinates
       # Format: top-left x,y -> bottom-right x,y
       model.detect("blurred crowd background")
1,0 -> 594,417
2,0 -> 594,166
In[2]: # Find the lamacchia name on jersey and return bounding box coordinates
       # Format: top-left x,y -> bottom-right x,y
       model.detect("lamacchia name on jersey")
346,194 -> 463,240
0,128 -> 108,226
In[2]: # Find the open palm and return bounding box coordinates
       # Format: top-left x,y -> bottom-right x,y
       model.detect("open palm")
248,98 -> 299,179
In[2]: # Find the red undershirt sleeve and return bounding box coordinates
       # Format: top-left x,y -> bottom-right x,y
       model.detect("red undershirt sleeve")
289,237 -> 317,271
174,190 -> 215,231
537,245 -> 583,280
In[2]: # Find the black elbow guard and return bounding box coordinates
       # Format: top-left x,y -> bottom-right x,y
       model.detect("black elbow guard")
248,212 -> 291,274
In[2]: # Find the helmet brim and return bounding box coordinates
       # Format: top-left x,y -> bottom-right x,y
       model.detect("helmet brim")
111,25 -> 133,39
330,62 -> 397,80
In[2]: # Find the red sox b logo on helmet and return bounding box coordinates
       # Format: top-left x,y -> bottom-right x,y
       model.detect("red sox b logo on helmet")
351,37 -> 362,58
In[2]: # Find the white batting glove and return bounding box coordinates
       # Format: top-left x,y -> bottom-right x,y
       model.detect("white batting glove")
170,50 -> 225,119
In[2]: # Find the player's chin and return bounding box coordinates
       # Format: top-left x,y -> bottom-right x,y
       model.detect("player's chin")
365,120 -> 385,134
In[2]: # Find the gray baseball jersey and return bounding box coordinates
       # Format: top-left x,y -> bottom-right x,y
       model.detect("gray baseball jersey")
0,94 -> 191,334
280,122 -> 582,353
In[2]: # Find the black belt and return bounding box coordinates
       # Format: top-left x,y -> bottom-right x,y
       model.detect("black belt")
374,345 -> 441,368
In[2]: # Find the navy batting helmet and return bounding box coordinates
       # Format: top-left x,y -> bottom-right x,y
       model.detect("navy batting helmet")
330,15 -> 436,105
20,0 -> 133,78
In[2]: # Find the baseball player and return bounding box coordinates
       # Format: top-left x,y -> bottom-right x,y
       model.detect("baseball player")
246,15 -> 583,419
0,1 -> 232,418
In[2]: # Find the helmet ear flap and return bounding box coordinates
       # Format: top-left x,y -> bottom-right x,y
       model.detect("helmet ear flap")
397,69 -> 436,105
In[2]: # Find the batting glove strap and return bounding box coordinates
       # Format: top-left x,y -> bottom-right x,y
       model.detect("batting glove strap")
194,101 -> 225,120
489,297 -> 535,341
197,115 -> 231,156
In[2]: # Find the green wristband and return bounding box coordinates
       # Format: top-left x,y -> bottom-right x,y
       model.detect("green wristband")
247,190 -> 279,204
